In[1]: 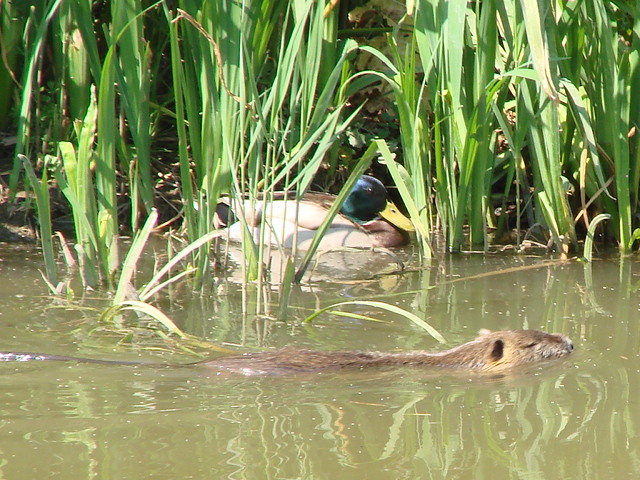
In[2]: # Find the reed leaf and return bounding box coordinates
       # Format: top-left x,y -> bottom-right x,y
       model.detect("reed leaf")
111,0 -> 155,223
0,1 -> 24,130
583,213 -> 611,262
113,209 -> 159,305
10,0 -> 64,192
19,154 -> 57,284
294,149 -> 374,282
303,300 -> 445,344
377,141 -> 431,253
100,301 -> 187,338
138,229 -> 223,301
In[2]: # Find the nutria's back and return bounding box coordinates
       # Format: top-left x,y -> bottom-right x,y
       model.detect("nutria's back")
201,329 -> 574,376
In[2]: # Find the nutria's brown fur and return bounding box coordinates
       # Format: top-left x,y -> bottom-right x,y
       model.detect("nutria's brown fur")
201,329 -> 574,376
1,330 -> 573,375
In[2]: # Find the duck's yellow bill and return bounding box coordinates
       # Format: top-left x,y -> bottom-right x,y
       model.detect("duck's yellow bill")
380,201 -> 415,232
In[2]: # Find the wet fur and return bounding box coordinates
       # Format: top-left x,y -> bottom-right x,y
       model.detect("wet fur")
201,329 -> 574,376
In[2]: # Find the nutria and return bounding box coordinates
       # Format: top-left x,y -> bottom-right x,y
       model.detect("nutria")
204,329 -> 574,375
0,329 -> 573,375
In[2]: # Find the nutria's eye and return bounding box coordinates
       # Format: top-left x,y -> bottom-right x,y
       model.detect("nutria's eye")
524,342 -> 539,348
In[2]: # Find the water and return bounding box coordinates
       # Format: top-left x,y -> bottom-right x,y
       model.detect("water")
0,244 -> 639,479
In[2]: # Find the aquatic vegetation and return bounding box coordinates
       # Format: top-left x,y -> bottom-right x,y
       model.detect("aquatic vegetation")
2,0 -> 639,295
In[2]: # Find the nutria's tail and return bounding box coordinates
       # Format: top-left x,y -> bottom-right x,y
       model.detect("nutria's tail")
0,352 -> 147,366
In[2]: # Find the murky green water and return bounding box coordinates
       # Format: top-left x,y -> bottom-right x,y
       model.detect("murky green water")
1,244 -> 639,479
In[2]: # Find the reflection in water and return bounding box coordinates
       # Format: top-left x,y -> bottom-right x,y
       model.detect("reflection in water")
0,356 -> 628,479
0,247 -> 640,478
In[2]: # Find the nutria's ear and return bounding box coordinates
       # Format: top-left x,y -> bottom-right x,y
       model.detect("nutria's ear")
478,328 -> 492,336
489,339 -> 505,362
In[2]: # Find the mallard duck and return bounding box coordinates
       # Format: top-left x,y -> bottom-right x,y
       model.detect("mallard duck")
216,175 -> 414,250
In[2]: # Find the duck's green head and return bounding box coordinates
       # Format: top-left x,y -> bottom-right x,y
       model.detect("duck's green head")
342,176 -> 414,231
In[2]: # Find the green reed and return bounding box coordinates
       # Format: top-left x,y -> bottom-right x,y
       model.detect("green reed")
19,154 -> 57,284
167,0 -> 359,287
54,86 -> 100,287
413,0 -> 520,251
6,0 -> 360,295
0,1 -> 26,131
5,0 -> 640,299
111,0 -> 155,223
407,0 -> 639,253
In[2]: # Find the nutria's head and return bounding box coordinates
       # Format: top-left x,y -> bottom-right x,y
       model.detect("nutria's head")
474,329 -> 574,372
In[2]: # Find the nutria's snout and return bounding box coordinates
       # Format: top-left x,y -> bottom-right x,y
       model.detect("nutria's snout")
556,333 -> 574,353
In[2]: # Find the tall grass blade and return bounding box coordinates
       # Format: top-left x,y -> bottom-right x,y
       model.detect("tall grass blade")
19,154 -> 57,285
10,0 -> 64,192
111,0 -> 156,223
113,209 -> 158,305
138,230 -> 223,301
377,140 -> 431,253
95,43 -> 119,283
583,213 -> 611,262
294,148 -> 374,282
100,301 -> 187,338
303,300 -> 446,344
0,2 -> 26,130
